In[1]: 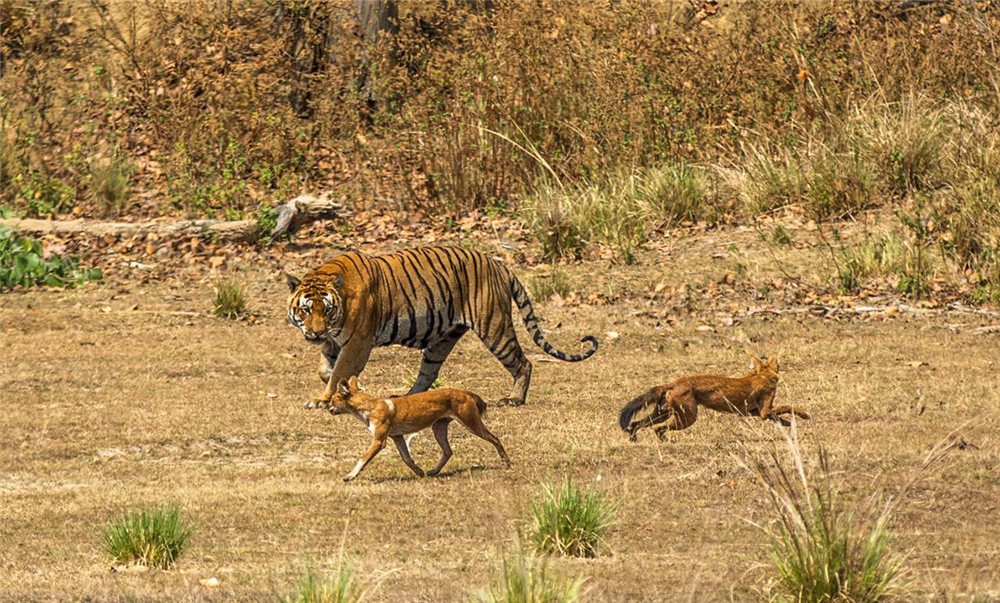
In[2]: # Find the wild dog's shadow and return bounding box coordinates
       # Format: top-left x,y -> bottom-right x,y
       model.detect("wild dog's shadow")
363,464 -> 491,483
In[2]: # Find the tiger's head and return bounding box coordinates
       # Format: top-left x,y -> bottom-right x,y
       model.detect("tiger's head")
286,271 -> 344,343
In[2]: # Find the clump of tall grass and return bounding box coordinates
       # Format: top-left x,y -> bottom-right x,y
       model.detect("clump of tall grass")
740,419 -> 946,603
277,565 -> 362,603
737,140 -> 874,222
529,269 -> 574,301
90,159 -> 133,217
100,504 -> 194,569
637,161 -> 710,226
213,278 -> 247,318
473,547 -> 587,603
521,162 -> 718,264
521,178 -> 645,264
858,95 -> 948,197
525,477 -> 614,558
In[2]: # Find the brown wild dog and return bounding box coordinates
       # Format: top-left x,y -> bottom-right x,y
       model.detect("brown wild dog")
327,376 -> 512,482
619,357 -> 809,440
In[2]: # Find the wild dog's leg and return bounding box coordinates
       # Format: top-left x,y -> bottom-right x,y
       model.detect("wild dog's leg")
757,389 -> 778,421
628,406 -> 671,441
306,339 -> 374,409
627,393 -> 671,441
427,419 -> 453,476
455,401 -> 512,468
767,405 -> 811,425
344,424 -> 388,482
317,340 -> 341,383
653,392 -> 698,439
409,327 -> 469,394
392,435 -> 425,478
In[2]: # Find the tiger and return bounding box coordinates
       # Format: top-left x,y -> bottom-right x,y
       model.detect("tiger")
286,246 -> 598,408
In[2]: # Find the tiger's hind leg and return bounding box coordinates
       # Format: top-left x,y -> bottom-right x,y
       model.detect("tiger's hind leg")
476,320 -> 531,407
409,327 -> 469,394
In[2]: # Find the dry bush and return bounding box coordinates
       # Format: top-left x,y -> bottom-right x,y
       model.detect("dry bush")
3,1 -> 997,220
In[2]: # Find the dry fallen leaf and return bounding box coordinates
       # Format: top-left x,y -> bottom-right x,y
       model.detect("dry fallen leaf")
908,361 -> 929,368
199,577 -> 220,587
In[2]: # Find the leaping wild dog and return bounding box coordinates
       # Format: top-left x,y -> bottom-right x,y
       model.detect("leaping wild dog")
286,247 -> 598,408
327,376 -> 511,482
619,357 -> 810,440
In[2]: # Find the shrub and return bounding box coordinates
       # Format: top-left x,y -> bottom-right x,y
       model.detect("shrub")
100,504 -> 194,569
860,96 -> 947,197
529,269 -> 574,302
277,565 -> 362,603
473,548 -> 586,603
12,172 -> 74,218
738,146 -> 809,216
213,279 -> 247,318
90,159 -> 132,217
752,446 -> 908,603
525,477 -> 614,558
0,226 -> 102,292
637,161 -> 709,226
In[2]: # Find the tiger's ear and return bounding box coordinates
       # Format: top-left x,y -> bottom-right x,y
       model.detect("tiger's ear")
334,273 -> 343,290
285,272 -> 301,293
337,378 -> 351,396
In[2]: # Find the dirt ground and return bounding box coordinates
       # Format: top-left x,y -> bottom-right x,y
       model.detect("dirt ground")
2,224 -> 999,602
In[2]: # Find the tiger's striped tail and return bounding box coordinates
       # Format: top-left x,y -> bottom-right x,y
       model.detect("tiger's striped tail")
509,274 -> 598,362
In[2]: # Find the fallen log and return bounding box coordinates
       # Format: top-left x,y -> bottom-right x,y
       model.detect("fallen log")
0,194 -> 347,242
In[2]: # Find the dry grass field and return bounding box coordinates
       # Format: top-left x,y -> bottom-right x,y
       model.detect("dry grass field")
2,223 -> 999,602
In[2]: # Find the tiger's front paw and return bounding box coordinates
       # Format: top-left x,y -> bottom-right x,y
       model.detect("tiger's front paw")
304,397 -> 330,410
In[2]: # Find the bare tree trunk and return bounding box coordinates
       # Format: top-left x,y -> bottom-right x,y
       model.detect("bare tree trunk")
353,0 -> 398,114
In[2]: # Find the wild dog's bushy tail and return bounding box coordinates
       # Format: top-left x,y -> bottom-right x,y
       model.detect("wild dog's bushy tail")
509,273 -> 598,362
619,388 -> 660,431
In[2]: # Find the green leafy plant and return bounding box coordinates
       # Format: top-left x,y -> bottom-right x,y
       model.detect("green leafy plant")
213,279 -> 247,318
525,477 -> 614,558
14,172 -> 74,218
100,504 -> 195,569
0,226 -> 102,292
473,547 -> 586,603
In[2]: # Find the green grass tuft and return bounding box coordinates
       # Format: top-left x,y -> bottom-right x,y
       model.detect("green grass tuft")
100,504 -> 194,569
753,445 -> 909,603
525,477 -> 614,558
277,565 -> 362,603
473,547 -> 586,603
213,279 -> 247,318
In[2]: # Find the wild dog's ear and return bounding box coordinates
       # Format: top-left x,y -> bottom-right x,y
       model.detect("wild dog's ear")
337,378 -> 351,397
285,272 -> 301,293
768,356 -> 780,371
347,375 -> 359,391
752,356 -> 765,371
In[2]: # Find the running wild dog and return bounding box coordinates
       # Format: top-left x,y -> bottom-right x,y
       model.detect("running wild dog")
327,376 -> 511,481
619,357 -> 810,440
